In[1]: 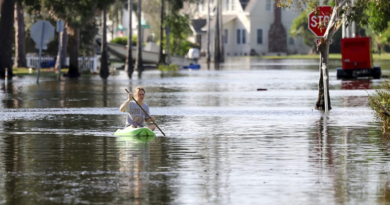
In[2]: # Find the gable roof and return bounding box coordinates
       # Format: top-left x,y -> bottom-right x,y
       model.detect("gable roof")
239,0 -> 250,10
244,0 -> 257,12
191,19 -> 207,34
201,15 -> 237,31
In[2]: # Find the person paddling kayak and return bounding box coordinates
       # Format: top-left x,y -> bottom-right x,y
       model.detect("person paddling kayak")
119,86 -> 156,131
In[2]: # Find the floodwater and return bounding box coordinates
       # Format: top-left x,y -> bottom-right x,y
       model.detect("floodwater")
0,58 -> 390,204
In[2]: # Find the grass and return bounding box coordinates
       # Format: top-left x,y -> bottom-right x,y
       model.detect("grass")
12,67 -> 69,77
263,53 -> 390,60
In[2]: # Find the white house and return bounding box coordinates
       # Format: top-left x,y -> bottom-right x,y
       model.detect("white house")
185,0 -> 310,56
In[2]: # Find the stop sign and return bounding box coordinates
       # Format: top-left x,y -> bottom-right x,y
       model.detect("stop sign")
308,6 -> 333,37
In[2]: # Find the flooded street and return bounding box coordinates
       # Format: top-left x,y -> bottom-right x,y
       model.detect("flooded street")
1,58 -> 390,204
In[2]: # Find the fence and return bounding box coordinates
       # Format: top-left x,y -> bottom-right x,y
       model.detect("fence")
25,56 -> 99,73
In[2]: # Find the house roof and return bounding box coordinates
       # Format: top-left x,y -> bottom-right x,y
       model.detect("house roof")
239,0 -> 250,10
191,19 -> 207,34
244,0 -> 257,12
201,15 -> 237,31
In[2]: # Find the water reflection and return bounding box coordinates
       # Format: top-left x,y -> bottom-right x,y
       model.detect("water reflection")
341,79 -> 371,90
1,58 -> 390,204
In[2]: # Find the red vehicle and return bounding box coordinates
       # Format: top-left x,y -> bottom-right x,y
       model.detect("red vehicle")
336,37 -> 381,79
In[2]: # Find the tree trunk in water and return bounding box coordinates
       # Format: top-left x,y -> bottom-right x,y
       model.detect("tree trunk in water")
219,0 -> 224,62
125,0 -> 134,78
55,24 -> 68,70
135,0 -> 143,77
100,8 -> 110,79
214,0 -> 220,63
313,1 -> 348,111
14,2 -> 26,68
158,0 -> 165,65
66,27 -> 80,78
206,0 -> 211,63
0,0 -> 15,79
315,45 -> 332,110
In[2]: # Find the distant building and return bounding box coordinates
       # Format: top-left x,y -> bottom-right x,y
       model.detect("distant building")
184,0 -> 310,57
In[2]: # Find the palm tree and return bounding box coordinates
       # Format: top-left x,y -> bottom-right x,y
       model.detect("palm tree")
158,0 -> 165,66
0,0 -> 15,79
100,8 -> 110,79
14,1 -> 26,68
134,0 -> 143,77
125,0 -> 134,78
206,0 -> 211,63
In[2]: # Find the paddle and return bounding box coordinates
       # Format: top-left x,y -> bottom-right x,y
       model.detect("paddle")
125,89 -> 166,136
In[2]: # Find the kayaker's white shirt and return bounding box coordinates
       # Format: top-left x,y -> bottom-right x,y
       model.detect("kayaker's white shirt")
125,101 -> 150,127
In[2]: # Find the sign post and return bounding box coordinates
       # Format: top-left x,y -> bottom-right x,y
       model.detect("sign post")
31,20 -> 55,83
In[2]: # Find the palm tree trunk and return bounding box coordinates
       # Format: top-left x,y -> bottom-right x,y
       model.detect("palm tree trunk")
158,0 -> 165,65
14,2 -> 26,68
206,0 -> 211,63
55,22 -> 68,71
0,0 -> 15,79
135,0 -> 143,77
66,27 -> 80,77
214,0 -> 220,63
219,0 -> 224,62
100,8 -> 110,79
125,0 -> 134,78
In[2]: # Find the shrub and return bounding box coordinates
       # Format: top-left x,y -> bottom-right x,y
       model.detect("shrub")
369,79 -> 390,132
110,36 -> 137,46
158,64 -> 179,71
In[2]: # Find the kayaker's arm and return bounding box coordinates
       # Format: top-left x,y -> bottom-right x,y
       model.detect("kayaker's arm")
145,116 -> 155,122
119,92 -> 133,112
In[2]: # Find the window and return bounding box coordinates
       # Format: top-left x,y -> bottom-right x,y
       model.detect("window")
257,29 -> 263,44
224,29 -> 228,44
289,37 -> 294,45
242,29 -> 246,44
236,29 -> 241,44
225,0 -> 229,11
266,0 -> 272,11
198,2 -> 204,12
231,0 -> 235,10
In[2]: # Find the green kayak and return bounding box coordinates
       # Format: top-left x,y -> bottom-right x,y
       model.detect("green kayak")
114,127 -> 156,136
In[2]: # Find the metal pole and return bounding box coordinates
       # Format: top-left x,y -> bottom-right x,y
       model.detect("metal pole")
37,23 -> 46,84
166,27 -> 170,65
58,30 -> 62,80
321,53 -> 328,113
351,0 -> 356,37
5,68 -> 8,84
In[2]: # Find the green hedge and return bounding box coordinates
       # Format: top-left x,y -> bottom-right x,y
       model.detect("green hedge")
110,36 -> 137,46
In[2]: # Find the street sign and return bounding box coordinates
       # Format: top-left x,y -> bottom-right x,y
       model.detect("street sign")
31,20 -> 55,50
308,6 -> 333,37
141,25 -> 150,29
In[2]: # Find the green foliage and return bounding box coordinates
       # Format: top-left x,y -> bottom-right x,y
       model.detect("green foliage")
163,13 -> 193,56
369,80 -> 390,133
110,36 -> 137,46
365,22 -> 390,54
157,64 -> 179,71
289,11 -> 316,49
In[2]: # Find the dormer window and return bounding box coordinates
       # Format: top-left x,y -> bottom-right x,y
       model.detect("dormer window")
266,0 -> 272,11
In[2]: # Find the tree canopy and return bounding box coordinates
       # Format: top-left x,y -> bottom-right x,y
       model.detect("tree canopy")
278,0 -> 390,34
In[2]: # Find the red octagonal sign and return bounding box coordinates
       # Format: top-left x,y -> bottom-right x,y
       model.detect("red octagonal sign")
308,6 -> 333,37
